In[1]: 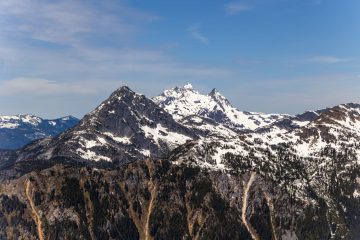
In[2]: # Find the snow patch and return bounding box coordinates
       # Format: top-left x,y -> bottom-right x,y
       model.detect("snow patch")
103,132 -> 131,144
76,148 -> 111,162
142,123 -> 191,146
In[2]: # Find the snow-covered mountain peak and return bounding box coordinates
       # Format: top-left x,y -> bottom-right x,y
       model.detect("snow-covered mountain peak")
161,84 -> 199,97
0,114 -> 44,129
208,88 -> 233,110
153,84 -> 216,120
110,86 -> 140,101
153,84 -> 286,130
208,88 -> 221,98
183,83 -> 193,90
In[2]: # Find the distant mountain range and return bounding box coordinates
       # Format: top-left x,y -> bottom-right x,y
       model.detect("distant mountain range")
0,84 -> 359,239
0,115 -> 78,149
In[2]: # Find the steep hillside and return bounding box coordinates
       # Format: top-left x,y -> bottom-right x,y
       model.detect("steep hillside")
3,157 -> 358,240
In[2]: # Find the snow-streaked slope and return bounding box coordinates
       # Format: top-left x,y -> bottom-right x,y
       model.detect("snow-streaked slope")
153,84 -> 287,130
244,103 -> 360,158
169,103 -> 360,176
150,84 -> 360,171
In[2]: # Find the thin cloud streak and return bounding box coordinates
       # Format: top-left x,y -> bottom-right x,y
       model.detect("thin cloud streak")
309,56 -> 353,64
187,23 -> 209,44
225,2 -> 252,15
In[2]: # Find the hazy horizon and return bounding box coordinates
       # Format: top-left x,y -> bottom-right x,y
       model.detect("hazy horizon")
1,83 -> 357,119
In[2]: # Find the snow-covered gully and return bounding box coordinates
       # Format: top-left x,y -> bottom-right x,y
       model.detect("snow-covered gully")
242,172 -> 260,240
25,179 -> 45,240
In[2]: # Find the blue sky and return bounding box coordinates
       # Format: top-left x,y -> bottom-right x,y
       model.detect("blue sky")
0,0 -> 359,118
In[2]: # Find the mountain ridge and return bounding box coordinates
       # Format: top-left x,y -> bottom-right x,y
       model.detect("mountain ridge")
0,114 -> 78,150
0,84 -> 360,239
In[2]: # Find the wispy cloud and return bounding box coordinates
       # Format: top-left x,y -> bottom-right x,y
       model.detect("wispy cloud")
0,0 -> 158,47
0,1 -> 230,85
225,2 -> 252,15
309,56 -> 353,64
187,23 -> 209,44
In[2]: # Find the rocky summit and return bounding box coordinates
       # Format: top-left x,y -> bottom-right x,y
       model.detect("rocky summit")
0,85 -> 359,239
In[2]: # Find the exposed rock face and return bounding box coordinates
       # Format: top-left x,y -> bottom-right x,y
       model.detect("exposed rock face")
0,115 -> 78,150
2,158 -> 353,240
